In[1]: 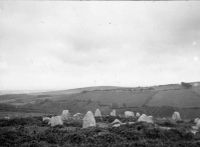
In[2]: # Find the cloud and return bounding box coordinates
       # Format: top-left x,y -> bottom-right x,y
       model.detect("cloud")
0,1 -> 200,90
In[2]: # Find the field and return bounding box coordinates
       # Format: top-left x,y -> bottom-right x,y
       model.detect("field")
1,83 -> 200,119
1,116 -> 200,147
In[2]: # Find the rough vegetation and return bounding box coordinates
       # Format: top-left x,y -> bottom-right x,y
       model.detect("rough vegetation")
1,116 -> 200,147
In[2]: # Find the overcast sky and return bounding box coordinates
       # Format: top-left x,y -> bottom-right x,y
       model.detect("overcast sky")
0,1 -> 200,90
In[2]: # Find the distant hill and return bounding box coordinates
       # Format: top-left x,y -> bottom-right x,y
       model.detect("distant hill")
1,82 -> 200,119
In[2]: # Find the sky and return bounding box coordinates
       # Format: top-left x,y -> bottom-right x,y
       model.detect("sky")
0,1 -> 200,90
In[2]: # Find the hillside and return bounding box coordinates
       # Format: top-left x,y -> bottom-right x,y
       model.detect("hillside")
1,82 -> 200,119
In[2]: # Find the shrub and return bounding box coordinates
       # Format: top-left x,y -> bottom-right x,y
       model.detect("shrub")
181,82 -> 192,88
21,141 -> 50,147
62,133 -> 86,144
63,120 -> 82,128
0,117 -> 43,127
0,116 -> 199,147
155,119 -> 177,127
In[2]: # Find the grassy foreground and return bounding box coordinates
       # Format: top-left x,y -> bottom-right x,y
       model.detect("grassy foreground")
0,116 -> 200,147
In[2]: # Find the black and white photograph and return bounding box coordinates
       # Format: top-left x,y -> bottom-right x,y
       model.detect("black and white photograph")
1,1 -> 200,146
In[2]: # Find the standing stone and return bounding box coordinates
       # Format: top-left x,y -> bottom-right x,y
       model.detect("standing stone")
95,109 -> 102,117
196,119 -> 200,129
136,112 -> 141,117
192,118 -> 200,130
83,111 -> 96,128
61,110 -> 70,121
110,109 -> 116,116
48,116 -> 63,127
172,111 -> 181,121
194,118 -> 199,124
124,111 -> 134,118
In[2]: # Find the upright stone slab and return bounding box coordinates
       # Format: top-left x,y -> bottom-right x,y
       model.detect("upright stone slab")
110,109 -> 116,116
172,111 -> 181,121
136,112 -> 141,117
124,111 -> 134,118
194,118 -> 200,124
95,109 -> 102,117
61,110 -> 70,121
83,111 -> 96,128
196,119 -> 200,129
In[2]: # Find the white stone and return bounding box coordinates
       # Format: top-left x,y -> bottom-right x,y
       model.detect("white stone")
196,119 -> 200,129
172,111 -> 181,121
158,126 -> 171,130
192,126 -> 199,130
83,111 -> 96,128
110,109 -> 116,116
4,116 -> 10,120
128,122 -> 135,125
136,112 -> 140,117
138,114 -> 153,123
191,129 -> 198,135
42,117 -> 50,122
73,113 -> 82,117
113,124 -> 120,127
124,111 -> 134,118
194,118 -> 199,124
73,113 -> 81,117
148,116 -> 153,119
95,109 -> 102,117
48,116 -> 63,127
61,110 -> 70,121
111,119 -> 122,124
191,125 -> 199,135
192,118 -> 200,130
